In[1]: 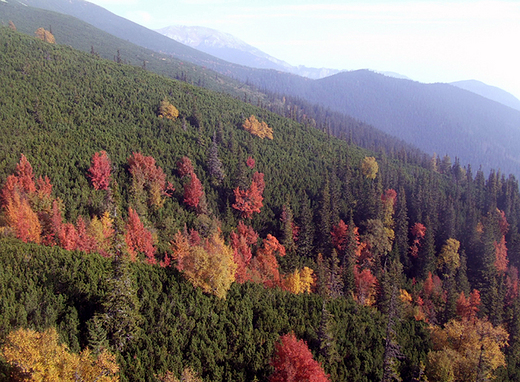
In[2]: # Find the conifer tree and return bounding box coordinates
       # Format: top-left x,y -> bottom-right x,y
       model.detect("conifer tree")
100,257 -> 142,352
207,133 -> 225,185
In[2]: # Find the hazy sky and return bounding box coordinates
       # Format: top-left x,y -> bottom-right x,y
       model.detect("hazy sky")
86,0 -> 520,100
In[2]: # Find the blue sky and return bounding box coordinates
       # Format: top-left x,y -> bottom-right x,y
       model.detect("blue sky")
86,0 -> 520,100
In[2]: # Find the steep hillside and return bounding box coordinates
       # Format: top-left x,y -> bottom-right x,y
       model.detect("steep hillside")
0,0 -> 267,101
16,0 -> 520,177
1,0 -> 425,162
2,26 -> 520,382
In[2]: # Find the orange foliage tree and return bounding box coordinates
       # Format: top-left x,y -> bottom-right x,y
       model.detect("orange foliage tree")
248,234 -> 286,288
125,207 -> 156,264
410,222 -> 426,258
232,172 -> 265,219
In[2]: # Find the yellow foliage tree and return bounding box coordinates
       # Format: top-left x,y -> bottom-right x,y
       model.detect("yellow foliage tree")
1,327 -> 119,381
427,318 -> 508,382
158,98 -> 179,120
243,115 -> 273,139
283,267 -> 315,294
172,231 -> 237,299
437,238 -> 461,277
34,27 -> 55,44
361,156 -> 378,179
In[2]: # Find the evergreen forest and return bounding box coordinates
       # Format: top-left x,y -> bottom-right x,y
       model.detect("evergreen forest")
2,26 -> 520,382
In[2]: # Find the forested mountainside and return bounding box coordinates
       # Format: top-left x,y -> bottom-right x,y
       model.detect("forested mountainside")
2,27 -> 520,382
11,0 -> 520,178
0,0 -> 424,163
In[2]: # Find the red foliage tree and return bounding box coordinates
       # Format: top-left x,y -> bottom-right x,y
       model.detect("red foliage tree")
88,151 -> 111,191
410,222 -> 426,258
183,172 -> 204,208
177,156 -> 195,178
232,172 -> 265,219
494,235 -> 509,273
246,156 -> 255,169
456,289 -> 481,321
15,154 -> 36,194
354,266 -> 377,306
75,216 -> 98,253
59,222 -> 78,251
125,207 -> 156,264
331,219 -> 348,252
230,221 -> 259,283
269,333 -> 330,382
381,188 -> 397,205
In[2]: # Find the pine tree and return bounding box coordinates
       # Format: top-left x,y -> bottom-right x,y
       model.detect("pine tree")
207,133 -> 225,185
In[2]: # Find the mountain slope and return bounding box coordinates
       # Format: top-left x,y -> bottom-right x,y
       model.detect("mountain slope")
450,79 -> 520,112
2,25 -> 520,382
310,71 -> 520,174
8,0 -> 520,177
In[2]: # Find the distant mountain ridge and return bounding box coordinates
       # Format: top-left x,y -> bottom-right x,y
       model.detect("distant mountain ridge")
156,25 -> 341,79
450,80 -> 520,112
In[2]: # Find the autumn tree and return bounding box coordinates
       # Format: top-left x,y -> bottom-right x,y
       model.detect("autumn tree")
125,207 -> 156,264
8,20 -> 16,31
248,234 -> 286,288
34,27 -> 55,43
361,156 -> 378,179
230,221 -> 258,283
157,98 -> 179,120
269,333 -> 330,382
437,238 -> 461,278
410,222 -> 426,258
183,172 -> 204,209
4,192 -> 41,244
128,152 -> 171,210
456,289 -> 481,321
354,266 -> 377,306
88,151 -> 112,191
232,172 -> 265,219
172,230 -> 237,298
283,267 -> 315,294
177,156 -> 206,211
243,115 -> 273,139
427,317 -> 509,382
1,327 -> 119,381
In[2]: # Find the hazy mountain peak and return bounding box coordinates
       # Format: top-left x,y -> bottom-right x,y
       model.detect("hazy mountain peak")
156,24 -> 341,79
157,25 -> 248,51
